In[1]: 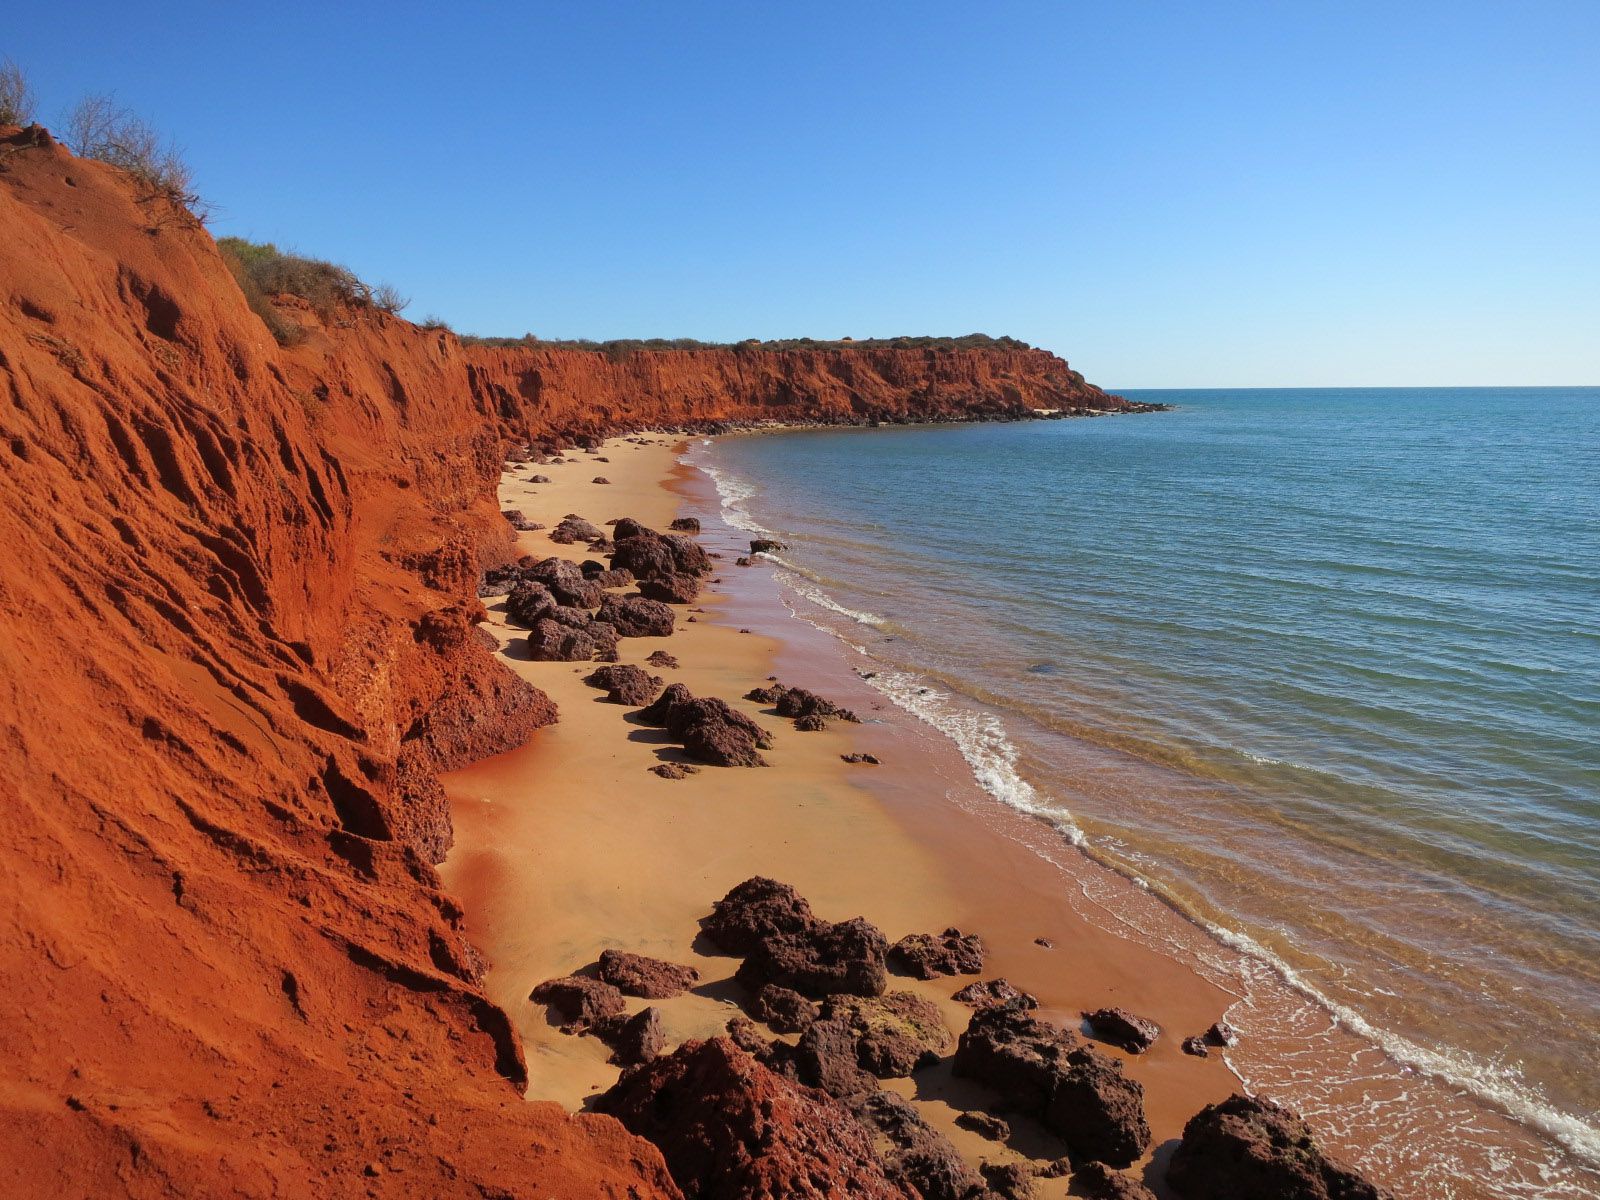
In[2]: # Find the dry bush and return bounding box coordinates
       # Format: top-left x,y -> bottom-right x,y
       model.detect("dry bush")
218,240 -> 303,346
65,93 -> 205,218
0,58 -> 36,126
371,283 -> 409,315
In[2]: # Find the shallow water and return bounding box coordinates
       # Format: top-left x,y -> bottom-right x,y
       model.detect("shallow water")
688,387 -> 1600,1192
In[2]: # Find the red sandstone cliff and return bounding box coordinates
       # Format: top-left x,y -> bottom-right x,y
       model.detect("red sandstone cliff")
0,125 -> 1125,1197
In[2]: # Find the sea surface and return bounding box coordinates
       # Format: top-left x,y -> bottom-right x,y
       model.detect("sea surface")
686,387 -> 1600,1195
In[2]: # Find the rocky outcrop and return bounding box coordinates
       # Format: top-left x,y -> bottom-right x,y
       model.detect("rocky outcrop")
953,1000 -> 1149,1167
1168,1094 -> 1393,1200
953,979 -> 1037,1010
585,664 -> 666,706
890,928 -> 986,979
598,949 -> 701,998
750,983 -> 820,1033
1082,1007 -> 1161,1054
595,1038 -> 917,1200
530,974 -> 627,1032
638,684 -> 773,767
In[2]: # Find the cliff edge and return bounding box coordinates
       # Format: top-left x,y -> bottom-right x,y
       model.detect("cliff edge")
0,125 -> 1127,1197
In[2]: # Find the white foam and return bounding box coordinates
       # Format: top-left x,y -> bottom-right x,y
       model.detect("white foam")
771,567 -> 887,627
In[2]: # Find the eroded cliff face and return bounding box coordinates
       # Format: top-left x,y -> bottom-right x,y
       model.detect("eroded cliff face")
0,125 -> 1123,1197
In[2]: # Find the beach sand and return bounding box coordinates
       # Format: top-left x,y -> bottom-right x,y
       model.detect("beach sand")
440,434 -> 1251,1195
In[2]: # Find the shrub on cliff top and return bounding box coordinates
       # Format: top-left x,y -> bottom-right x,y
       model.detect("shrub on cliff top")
0,59 -> 36,126
457,332 -> 1035,356
217,237 -> 408,319
64,93 -> 204,218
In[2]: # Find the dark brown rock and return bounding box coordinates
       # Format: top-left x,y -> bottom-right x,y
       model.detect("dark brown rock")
646,649 -> 680,668
823,991 -> 950,1078
1082,1007 -> 1160,1054
853,1092 -> 985,1200
504,580 -> 558,627
529,975 -> 625,1032
597,593 -> 676,638
638,685 -> 773,766
890,928 -> 985,979
955,1110 -> 1011,1141
735,915 -> 890,999
774,686 -> 859,724
792,1017 -> 878,1100
594,1038 -> 916,1200
980,1161 -> 1037,1199
795,713 -> 827,731
841,752 -> 882,764
1071,1162 -> 1158,1200
1182,1035 -> 1210,1058
953,998 -> 1079,1113
527,615 -> 618,662
749,983 -> 819,1034
1205,1020 -> 1239,1047
597,949 -> 700,998
1168,1093 -> 1393,1200
591,567 -> 636,588
750,539 -> 786,554
592,476 -> 611,484
683,718 -> 768,767
597,1006 -> 666,1066
502,508 -> 539,530
523,556 -> 604,607
953,979 -> 1037,1010
584,664 -> 664,706
551,515 -> 604,543
704,877 -> 816,954
1043,1044 -> 1150,1167
669,517 -> 700,532
639,572 -> 702,604
650,762 -> 692,780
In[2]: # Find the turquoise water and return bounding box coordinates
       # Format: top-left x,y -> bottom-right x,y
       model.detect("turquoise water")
692,387 -> 1600,1187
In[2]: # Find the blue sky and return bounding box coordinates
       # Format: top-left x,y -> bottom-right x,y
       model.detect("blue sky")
7,2 -> 1598,386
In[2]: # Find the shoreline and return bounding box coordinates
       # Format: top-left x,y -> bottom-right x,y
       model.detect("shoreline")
440,429 -> 1578,1199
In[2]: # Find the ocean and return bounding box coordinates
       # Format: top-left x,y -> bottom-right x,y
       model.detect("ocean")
686,386 -> 1600,1195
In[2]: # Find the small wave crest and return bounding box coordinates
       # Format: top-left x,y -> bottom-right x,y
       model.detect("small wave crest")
771,566 -> 888,627
693,455 -> 775,537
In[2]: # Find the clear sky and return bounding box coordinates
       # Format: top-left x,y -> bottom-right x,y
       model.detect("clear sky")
7,2 -> 1598,387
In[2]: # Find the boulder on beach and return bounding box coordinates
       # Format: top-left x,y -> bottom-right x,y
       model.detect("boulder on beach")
523,556 -> 604,607
953,997 -> 1080,1112
953,979 -> 1037,1010
853,1091 -> 985,1200
505,580 -> 558,627
596,1006 -> 666,1066
1168,1093 -> 1394,1200
584,664 -> 664,706
1082,1006 -> 1161,1054
597,593 -> 675,638
669,516 -> 700,532
646,649 -> 680,669
954,1110 -> 1010,1141
637,684 -> 772,766
704,877 -> 815,954
594,1038 -> 915,1200
1071,1162 -> 1157,1200
1043,1044 -> 1150,1167
890,928 -> 985,979
527,615 -> 619,662
822,991 -> 950,1078
748,983 -> 819,1034
597,948 -> 700,998
501,508 -> 539,530
529,975 -> 625,1033
638,572 -> 702,604
750,538 -> 786,555
550,514 -> 604,544
734,915 -> 890,1000
980,1161 -> 1037,1200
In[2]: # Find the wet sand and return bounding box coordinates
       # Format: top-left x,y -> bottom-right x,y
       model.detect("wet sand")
441,434 -> 1248,1197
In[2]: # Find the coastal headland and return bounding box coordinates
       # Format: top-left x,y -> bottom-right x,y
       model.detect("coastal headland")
0,121 -> 1378,1198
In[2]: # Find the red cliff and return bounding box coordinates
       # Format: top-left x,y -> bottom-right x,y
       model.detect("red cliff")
0,125 -> 1128,1197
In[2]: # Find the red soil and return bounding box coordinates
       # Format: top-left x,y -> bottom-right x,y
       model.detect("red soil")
0,125 -> 1126,1197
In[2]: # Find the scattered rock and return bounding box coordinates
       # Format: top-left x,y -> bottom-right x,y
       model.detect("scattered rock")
597,593 -> 676,638
583,664 -> 664,705
592,476 -> 611,484
792,1017 -> 879,1100
954,1110 -> 1011,1141
1033,937 -> 1054,949
841,753 -> 881,765
597,1006 -> 665,1066
610,520 -> 712,582
953,998 -> 1080,1112
749,983 -> 818,1034
527,615 -> 619,662
650,763 -> 692,780
529,975 -> 625,1032
774,686 -> 859,724
597,948 -> 700,998
1205,1020 -> 1239,1047
528,473 -> 551,483
736,915 -> 890,999
854,1092 -> 985,1200
704,877 -> 816,954
594,1038 -> 914,1200
735,556 -> 752,566
980,1160 -> 1037,1199
523,556 -> 603,607
501,508 -> 539,530
1182,1035 -> 1210,1057
750,539 -> 786,555
952,979 -> 1036,1010
1168,1093 -> 1394,1200
504,581 -> 558,626
646,650 -> 680,668
477,561 -> 524,597
669,517 -> 700,532
890,928 -> 985,979
1044,1044 -> 1151,1167
550,515 -> 603,544
795,713 -> 826,731
823,991 -> 950,1077
638,684 -> 772,767
1071,1162 -> 1158,1200
638,572 -> 701,604
1082,1007 -> 1160,1054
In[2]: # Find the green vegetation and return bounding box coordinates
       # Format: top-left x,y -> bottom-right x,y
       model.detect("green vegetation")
216,237 -> 408,345
457,332 -> 1035,357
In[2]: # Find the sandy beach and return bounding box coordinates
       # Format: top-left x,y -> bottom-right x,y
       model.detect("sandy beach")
440,434 -> 1246,1196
